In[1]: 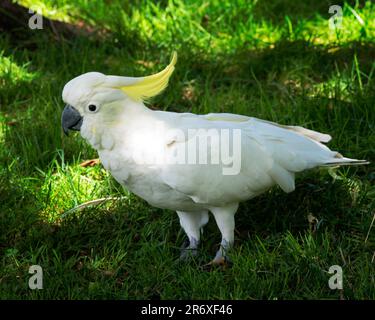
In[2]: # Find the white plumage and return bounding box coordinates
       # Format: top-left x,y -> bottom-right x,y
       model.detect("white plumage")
61,53 -> 367,264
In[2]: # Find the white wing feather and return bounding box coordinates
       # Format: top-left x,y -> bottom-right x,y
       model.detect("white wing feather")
156,112 -> 346,205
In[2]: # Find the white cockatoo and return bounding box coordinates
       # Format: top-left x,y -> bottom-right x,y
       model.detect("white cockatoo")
62,53 -> 367,265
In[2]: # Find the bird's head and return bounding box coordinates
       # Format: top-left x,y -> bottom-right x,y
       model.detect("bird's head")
61,52 -> 177,136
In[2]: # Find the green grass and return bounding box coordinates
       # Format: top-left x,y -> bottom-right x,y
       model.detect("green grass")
0,0 -> 374,299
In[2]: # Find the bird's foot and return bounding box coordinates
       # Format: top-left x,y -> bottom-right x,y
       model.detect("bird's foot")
209,256 -> 232,267
207,251 -> 232,268
204,241 -> 233,268
180,247 -> 199,261
179,237 -> 199,261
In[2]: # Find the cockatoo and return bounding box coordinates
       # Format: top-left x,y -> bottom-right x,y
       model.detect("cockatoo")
61,53 -> 367,265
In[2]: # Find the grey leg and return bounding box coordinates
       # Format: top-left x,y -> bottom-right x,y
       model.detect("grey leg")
177,210 -> 209,260
210,203 -> 238,265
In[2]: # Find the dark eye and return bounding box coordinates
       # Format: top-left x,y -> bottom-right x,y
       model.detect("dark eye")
88,104 -> 97,112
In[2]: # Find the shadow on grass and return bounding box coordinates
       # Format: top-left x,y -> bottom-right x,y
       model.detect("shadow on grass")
180,40 -> 375,88
236,174 -> 356,236
252,0 -> 367,25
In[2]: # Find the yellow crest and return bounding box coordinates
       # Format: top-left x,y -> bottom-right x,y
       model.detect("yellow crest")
120,52 -> 177,102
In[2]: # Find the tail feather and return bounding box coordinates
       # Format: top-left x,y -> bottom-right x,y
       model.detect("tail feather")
320,158 -> 369,167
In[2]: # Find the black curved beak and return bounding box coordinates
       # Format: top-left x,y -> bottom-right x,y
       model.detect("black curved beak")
62,104 -> 83,136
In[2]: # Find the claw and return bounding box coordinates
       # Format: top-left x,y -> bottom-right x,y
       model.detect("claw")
203,255 -> 232,269
212,256 -> 231,266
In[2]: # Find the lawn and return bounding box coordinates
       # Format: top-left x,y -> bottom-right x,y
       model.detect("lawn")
0,0 -> 374,299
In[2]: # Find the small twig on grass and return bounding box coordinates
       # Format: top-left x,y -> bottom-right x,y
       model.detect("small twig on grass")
61,197 -> 127,218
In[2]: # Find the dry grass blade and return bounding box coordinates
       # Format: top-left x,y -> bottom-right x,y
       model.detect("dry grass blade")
61,196 -> 127,218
